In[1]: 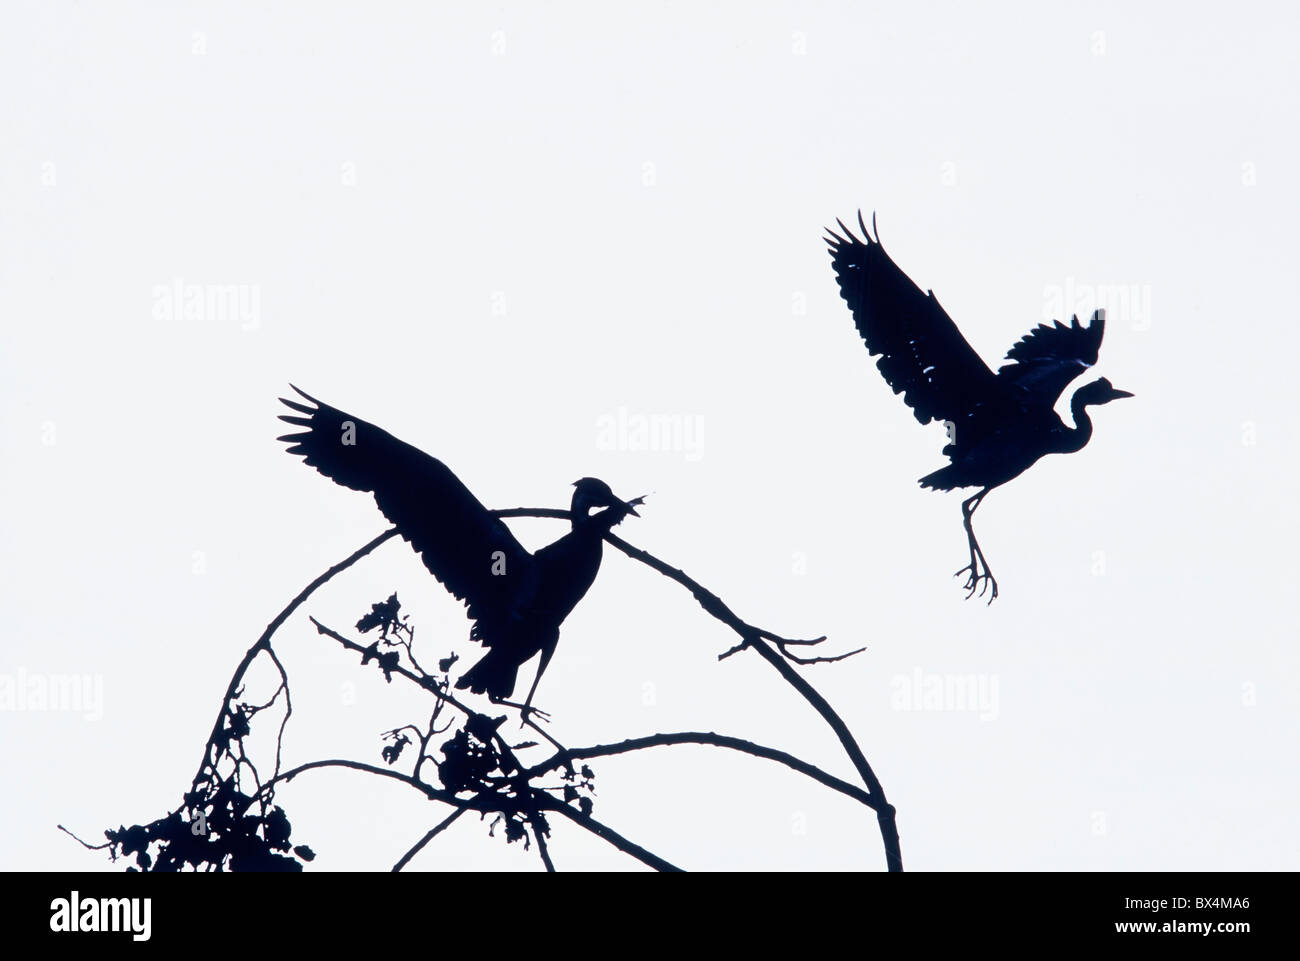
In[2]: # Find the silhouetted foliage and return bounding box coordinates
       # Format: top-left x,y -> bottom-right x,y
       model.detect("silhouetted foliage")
356,592 -> 406,638
99,700 -> 312,873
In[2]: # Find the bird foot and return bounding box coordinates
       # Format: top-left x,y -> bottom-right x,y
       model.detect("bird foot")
489,697 -> 552,726
954,562 -> 999,604
519,704 -> 551,727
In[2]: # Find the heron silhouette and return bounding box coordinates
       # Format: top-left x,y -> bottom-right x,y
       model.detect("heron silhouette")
825,213 -> 1132,601
276,386 -> 643,718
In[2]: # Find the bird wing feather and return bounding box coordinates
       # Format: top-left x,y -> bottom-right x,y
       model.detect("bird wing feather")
276,386 -> 534,642
825,212 -> 1001,426
997,310 -> 1105,406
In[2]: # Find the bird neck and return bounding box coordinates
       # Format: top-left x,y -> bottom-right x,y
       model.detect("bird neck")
1061,392 -> 1097,453
572,506 -> 626,536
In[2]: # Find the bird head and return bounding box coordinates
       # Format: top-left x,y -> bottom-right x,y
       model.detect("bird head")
570,477 -> 644,524
1078,377 -> 1134,406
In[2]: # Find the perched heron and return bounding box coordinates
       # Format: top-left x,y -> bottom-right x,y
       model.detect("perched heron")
825,213 -> 1133,601
276,386 -> 642,716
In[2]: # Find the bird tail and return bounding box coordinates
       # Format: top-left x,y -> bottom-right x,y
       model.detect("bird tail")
918,464 -> 964,491
454,650 -> 519,700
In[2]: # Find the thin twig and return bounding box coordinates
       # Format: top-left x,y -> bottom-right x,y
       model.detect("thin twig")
535,796 -> 683,872
265,646 -> 293,783
772,639 -> 867,665
58,825 -> 111,851
522,714 -> 568,755
186,528 -> 400,795
603,530 -> 849,658
392,808 -> 467,872
308,616 -> 527,776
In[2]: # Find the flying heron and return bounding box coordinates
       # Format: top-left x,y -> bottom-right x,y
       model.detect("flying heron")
825,213 -> 1132,601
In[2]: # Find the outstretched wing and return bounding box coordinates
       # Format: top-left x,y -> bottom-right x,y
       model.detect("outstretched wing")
826,212 -> 1000,426
277,386 -> 534,641
997,309 -> 1105,406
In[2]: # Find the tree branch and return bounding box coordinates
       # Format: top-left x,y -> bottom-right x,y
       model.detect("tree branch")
535,795 -> 683,872
491,507 -> 902,872
747,640 -> 902,871
531,816 -> 556,872
525,731 -> 876,810
264,757 -> 457,804
57,824 -> 112,851
392,808 -> 467,872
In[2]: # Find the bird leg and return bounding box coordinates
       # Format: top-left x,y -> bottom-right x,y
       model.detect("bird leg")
953,489 -> 998,603
513,646 -> 556,727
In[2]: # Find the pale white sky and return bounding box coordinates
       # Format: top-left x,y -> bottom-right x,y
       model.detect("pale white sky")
2,1 -> 1297,871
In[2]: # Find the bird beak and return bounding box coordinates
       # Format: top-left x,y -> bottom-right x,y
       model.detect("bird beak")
1112,388 -> 1134,399
622,495 -> 647,517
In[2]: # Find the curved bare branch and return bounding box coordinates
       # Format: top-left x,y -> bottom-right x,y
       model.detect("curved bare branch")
525,731 -> 876,810
491,508 -> 902,872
